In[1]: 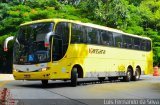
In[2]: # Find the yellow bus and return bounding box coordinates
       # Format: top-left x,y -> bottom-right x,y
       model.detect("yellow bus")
4,19 -> 153,86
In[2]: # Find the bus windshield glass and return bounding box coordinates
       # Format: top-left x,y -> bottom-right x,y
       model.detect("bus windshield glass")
13,22 -> 54,64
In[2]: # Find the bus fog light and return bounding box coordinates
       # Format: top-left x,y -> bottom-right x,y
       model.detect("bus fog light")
41,67 -> 50,71
41,68 -> 47,71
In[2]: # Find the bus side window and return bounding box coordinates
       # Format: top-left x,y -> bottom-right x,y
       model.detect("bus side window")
71,24 -> 87,43
146,40 -> 151,51
87,27 -> 100,44
55,22 -> 69,44
123,35 -> 132,49
52,38 -> 62,61
141,39 -> 146,51
100,30 -> 113,46
54,22 -> 69,61
71,24 -> 82,43
133,38 -> 140,50
113,33 -> 122,48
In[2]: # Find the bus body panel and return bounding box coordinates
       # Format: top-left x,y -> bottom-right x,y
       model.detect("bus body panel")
12,19 -> 153,81
13,41 -> 153,80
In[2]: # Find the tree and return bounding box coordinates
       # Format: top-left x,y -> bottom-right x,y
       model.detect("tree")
0,0 -> 160,67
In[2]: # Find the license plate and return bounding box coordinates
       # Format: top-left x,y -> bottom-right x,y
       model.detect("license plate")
24,74 -> 31,78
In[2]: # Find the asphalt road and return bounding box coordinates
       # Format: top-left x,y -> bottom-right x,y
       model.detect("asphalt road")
0,75 -> 160,105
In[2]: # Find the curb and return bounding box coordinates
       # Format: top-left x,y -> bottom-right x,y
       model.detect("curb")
0,74 -> 14,81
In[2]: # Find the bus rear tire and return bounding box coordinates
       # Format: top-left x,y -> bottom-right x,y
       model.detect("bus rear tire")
122,69 -> 132,82
41,80 -> 48,87
71,67 -> 78,87
132,68 -> 140,81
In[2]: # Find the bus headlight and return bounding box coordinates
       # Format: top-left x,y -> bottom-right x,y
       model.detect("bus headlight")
41,67 -> 50,71
15,69 -> 21,72
14,69 -> 17,72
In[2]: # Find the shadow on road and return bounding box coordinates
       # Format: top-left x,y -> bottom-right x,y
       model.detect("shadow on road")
14,80 -> 107,89
12,78 -> 146,89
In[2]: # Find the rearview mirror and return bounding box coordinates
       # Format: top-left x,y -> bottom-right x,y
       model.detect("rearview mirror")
44,32 -> 54,48
4,36 -> 14,51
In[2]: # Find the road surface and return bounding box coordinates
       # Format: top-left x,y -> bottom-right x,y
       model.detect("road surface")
0,75 -> 160,105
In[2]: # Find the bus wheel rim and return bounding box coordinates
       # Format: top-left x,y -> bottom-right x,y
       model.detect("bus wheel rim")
136,71 -> 140,79
128,72 -> 131,80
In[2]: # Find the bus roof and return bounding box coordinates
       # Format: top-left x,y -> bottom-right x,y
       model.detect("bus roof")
20,19 -> 151,40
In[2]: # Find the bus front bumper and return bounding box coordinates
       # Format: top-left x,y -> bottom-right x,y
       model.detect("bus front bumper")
13,71 -> 52,80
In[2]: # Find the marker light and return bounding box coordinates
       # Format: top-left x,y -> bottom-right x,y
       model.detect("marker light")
4,48 -> 8,51
44,43 -> 49,47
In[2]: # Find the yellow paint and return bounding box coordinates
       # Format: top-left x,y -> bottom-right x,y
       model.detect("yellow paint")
118,64 -> 125,71
0,80 -> 13,87
13,19 -> 153,80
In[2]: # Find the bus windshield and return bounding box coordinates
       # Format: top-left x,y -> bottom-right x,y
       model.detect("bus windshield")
13,22 -> 54,64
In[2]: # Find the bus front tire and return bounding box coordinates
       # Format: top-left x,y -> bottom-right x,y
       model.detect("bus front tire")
71,67 -> 78,87
98,77 -> 105,83
41,80 -> 48,87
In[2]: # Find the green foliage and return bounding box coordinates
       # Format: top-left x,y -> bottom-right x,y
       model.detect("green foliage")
0,3 -> 10,20
1,0 -> 160,65
153,47 -> 160,66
